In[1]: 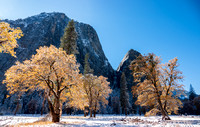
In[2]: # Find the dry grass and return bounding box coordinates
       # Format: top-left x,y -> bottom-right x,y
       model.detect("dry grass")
63,116 -> 88,119
10,121 -> 86,127
10,121 -> 53,127
60,121 -> 86,125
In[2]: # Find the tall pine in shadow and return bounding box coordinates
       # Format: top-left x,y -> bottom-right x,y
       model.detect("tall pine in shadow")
189,84 -> 197,101
60,20 -> 78,55
120,72 -> 130,116
84,53 -> 94,75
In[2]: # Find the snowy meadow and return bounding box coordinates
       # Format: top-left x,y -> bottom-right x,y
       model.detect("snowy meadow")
1,114 -> 200,127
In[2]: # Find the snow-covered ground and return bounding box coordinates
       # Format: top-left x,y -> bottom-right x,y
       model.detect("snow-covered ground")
1,114 -> 200,127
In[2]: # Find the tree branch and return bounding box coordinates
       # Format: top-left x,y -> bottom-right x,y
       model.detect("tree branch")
59,86 -> 67,93
39,75 -> 58,98
0,40 -> 7,44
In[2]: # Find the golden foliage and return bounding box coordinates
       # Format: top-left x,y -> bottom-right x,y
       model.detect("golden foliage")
4,45 -> 80,96
0,21 -> 23,56
67,74 -> 112,113
161,57 -> 184,115
4,45 -> 80,121
130,53 -> 184,118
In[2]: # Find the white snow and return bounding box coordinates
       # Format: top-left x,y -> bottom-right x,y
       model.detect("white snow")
94,50 -> 99,58
82,39 -> 90,46
19,21 -> 28,27
117,52 -> 129,71
1,114 -> 200,127
104,60 -> 109,66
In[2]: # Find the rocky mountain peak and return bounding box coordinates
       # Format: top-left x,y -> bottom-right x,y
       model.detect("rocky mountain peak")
117,49 -> 140,72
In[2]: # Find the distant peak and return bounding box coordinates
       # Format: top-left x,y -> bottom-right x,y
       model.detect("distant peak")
127,49 -> 140,55
117,49 -> 140,72
10,12 -> 70,26
128,49 -> 135,52
30,12 -> 67,19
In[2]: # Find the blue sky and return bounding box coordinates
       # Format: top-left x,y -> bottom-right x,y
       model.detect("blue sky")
0,0 -> 200,93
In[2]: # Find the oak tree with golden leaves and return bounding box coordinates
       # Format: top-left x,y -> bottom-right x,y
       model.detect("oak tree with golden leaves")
161,57 -> 184,116
67,53 -> 111,118
3,45 -> 80,122
130,53 -> 184,120
0,21 -> 23,57
92,75 -> 112,117
67,74 -> 112,118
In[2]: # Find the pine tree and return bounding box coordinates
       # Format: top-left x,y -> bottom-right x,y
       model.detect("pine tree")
60,20 -> 78,55
120,72 -> 130,116
189,84 -> 197,101
84,53 -> 93,75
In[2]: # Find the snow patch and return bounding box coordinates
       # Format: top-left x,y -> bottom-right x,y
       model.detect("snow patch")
19,21 -> 28,27
104,60 -> 109,66
82,39 -> 90,46
94,51 -> 99,58
117,52 -> 130,71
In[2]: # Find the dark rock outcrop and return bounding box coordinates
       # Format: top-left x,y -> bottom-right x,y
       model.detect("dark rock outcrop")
116,49 -> 140,90
109,49 -> 140,114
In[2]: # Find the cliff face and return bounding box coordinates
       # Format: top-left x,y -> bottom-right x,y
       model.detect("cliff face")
0,12 -> 114,113
0,12 -> 114,82
116,49 -> 140,90
75,22 -> 114,83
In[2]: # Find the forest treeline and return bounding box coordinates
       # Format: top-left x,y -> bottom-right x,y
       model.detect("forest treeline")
0,20 -> 199,122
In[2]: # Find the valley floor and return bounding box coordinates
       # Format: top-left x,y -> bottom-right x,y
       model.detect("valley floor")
0,114 -> 200,127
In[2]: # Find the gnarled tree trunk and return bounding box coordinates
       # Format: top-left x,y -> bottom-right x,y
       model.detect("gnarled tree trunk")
47,96 -> 61,122
14,94 -> 21,115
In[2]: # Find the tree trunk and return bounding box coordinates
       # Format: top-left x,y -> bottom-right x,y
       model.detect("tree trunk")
89,98 -> 93,117
14,101 -> 20,115
52,112 -> 60,122
14,96 -> 21,115
53,97 -> 61,122
47,96 -> 61,122
157,96 -> 171,120
162,115 -> 171,120
89,107 -> 93,117
84,111 -> 87,117
41,95 -> 46,116
93,110 -> 96,117
125,108 -> 128,116
84,106 -> 88,117
161,106 -> 171,120
93,101 -> 98,118
154,83 -> 171,121
60,103 -> 63,116
70,108 -> 72,115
